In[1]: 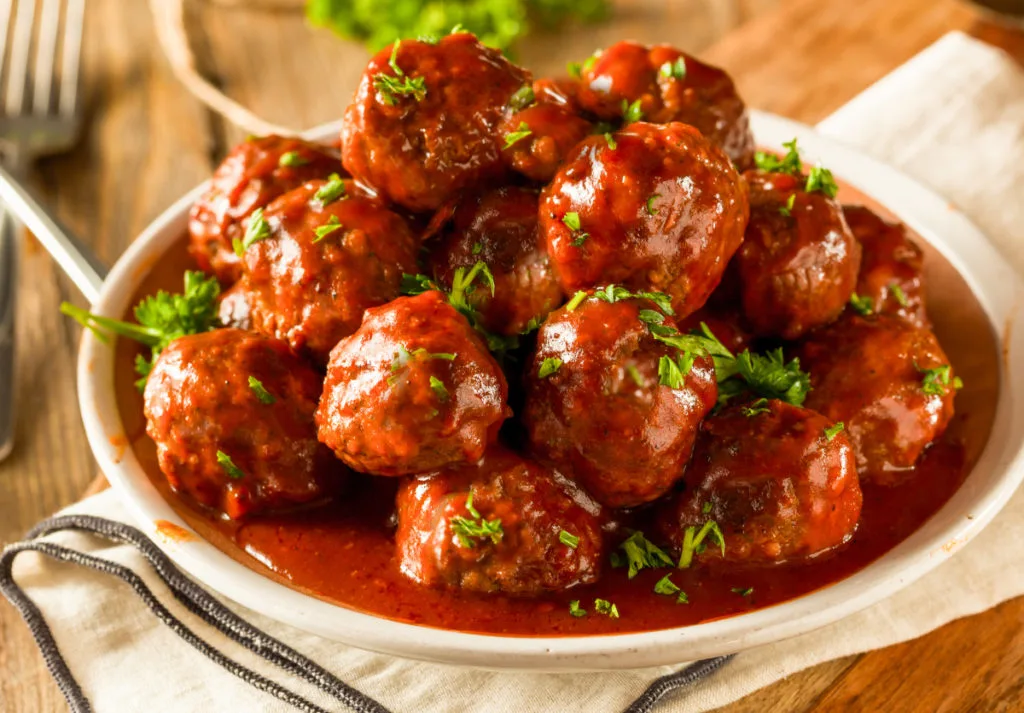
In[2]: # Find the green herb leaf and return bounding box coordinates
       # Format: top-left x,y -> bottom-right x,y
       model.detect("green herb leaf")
653,573 -> 680,595
278,151 -> 310,167
678,519 -> 726,568
594,598 -> 619,618
247,376 -> 276,405
740,398 -> 770,417
216,451 -> 245,480
626,363 -> 646,387
754,138 -> 802,175
805,165 -> 839,198
778,193 -> 796,217
917,363 -> 961,396
429,375 -> 449,402
890,283 -> 909,307
645,194 -> 660,216
538,357 -> 563,378
313,214 -> 344,243
401,273 -> 440,296
509,84 -> 535,110
622,98 -> 644,124
233,207 -> 271,256
314,173 -> 347,205
451,495 -> 503,548
613,531 -> 674,579
849,293 -> 873,316
824,421 -> 845,441
503,121 -> 533,149
718,348 -> 812,407
567,61 -> 582,79
659,56 -> 686,80
565,291 -> 588,312
658,354 -> 691,388
559,530 -> 580,548
604,132 -> 617,149
732,587 -> 754,597
373,40 -> 427,105
471,242 -> 483,255
569,600 -> 587,617
562,211 -> 588,246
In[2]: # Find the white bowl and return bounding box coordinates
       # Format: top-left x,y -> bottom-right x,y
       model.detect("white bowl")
75,111 -> 1024,671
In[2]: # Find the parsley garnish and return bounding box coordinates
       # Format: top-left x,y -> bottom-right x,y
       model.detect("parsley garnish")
451,493 -> 503,548
716,347 -> 812,408
538,357 -> 563,378
612,531 -> 673,579
594,599 -> 619,618
659,57 -> 686,80
565,291 -> 588,312
471,242 -> 483,256
604,132 -> 617,149
449,261 -> 496,314
678,519 -> 726,569
917,363 -> 963,396
626,364 -> 646,387
779,193 -> 796,217
233,207 -> 271,256
824,422 -> 845,441
509,84 -> 535,110
741,398 -> 770,417
754,138 -> 802,175
567,61 -> 582,79
658,353 -> 693,388
559,530 -> 580,548
429,375 -> 449,402
653,573 -> 689,604
278,151 -> 309,167
732,587 -> 754,597
569,600 -> 586,617
562,211 -> 588,246
216,451 -> 245,480
313,215 -> 344,243
805,165 -> 839,198
400,273 -> 440,295
314,173 -> 347,205
890,283 -> 909,307
849,293 -> 874,316
373,40 -> 427,105
388,347 -> 456,385
503,121 -> 532,149
61,271 -> 221,390
622,98 -> 644,124
248,376 -> 276,405
646,194 -> 660,216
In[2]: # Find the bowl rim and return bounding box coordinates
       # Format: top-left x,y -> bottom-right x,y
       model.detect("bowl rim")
75,110 -> 1024,671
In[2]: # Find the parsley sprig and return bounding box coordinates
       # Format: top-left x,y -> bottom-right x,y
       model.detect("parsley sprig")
754,138 -> 840,198
61,271 -> 221,390
451,493 -> 503,548
917,363 -> 963,396
678,517 -> 726,569
373,40 -> 427,106
611,531 -> 674,578
503,121 -> 532,149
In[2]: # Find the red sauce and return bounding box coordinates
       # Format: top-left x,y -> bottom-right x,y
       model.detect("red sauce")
113,182 -> 999,637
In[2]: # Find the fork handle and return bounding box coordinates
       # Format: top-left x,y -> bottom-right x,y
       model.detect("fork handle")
0,164 -> 106,304
0,205 -> 16,460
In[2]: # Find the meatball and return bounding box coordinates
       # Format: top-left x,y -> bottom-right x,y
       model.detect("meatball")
217,280 -> 252,331
143,329 -> 345,520
575,41 -> 755,168
523,290 -> 718,508
797,314 -> 958,485
539,122 -> 748,319
240,177 -> 418,364
341,33 -> 530,212
316,291 -> 511,476
396,448 -> 604,595
498,81 -> 592,183
188,135 -> 340,284
428,187 -> 563,336
657,400 -> 862,564
844,204 -> 928,328
735,170 -> 861,339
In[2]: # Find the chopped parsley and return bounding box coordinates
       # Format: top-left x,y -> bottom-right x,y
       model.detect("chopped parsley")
559,530 -> 580,548
562,211 -> 588,246
626,364 -> 646,387
753,138 -> 802,176
564,291 -> 588,312
388,347 -> 456,386
313,215 -> 344,243
716,347 -> 812,408
890,283 -> 909,307
645,194 -> 660,216
429,375 -> 449,402
567,61 -> 582,79
659,56 -> 687,80
731,587 -> 754,597
594,598 -> 619,618
569,600 -> 586,617
538,357 -> 563,378
451,493 -> 503,548
373,40 -> 427,105
824,422 -> 845,441
849,293 -> 873,316
278,150 -> 310,167
622,98 -> 644,124
314,173 -> 347,205
653,573 -> 689,604
471,242 -> 483,255
503,121 -> 532,150
400,272 -> 440,295
508,84 -> 535,111
678,519 -> 726,569
61,271 -> 221,390
658,353 -> 693,389
449,261 -> 496,314
233,207 -> 271,256
778,193 -> 796,217
216,451 -> 245,480
247,376 -> 276,405
805,165 -> 839,198
612,531 -> 674,579
604,132 -> 617,149
740,398 -> 770,417
917,363 -> 963,396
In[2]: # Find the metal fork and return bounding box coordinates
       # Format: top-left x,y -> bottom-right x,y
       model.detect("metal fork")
0,0 -> 100,462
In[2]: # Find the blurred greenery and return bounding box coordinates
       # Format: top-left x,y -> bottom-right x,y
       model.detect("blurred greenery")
306,0 -> 610,54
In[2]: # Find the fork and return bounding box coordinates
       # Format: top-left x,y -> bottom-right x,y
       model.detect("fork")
0,0 -> 101,462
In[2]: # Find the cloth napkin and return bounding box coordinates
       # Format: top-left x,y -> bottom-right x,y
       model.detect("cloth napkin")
4,31 -> 1024,713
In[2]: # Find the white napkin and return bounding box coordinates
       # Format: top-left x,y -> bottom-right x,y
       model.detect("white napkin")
6,31 -> 1024,713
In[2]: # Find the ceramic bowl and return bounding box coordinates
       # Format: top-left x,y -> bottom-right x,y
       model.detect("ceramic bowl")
74,111 -> 1024,670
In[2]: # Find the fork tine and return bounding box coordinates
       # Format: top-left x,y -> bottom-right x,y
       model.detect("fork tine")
32,0 -> 60,114
57,0 -> 81,116
6,0 -> 36,115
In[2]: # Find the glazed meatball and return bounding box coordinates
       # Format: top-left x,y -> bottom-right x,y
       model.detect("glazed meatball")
316,291 -> 511,476
523,290 -> 718,508
240,177 -> 418,364
498,80 -> 592,183
428,187 -> 564,336
575,41 -> 755,168
735,170 -> 861,339
143,329 -> 345,520
396,448 -> 604,595
844,205 -> 928,328
797,314 -> 958,485
217,280 -> 252,331
341,33 -> 530,212
657,400 -> 862,564
188,135 -> 340,284
540,122 -> 748,319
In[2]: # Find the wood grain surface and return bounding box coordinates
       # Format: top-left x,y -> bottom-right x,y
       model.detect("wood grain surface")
0,0 -> 1021,711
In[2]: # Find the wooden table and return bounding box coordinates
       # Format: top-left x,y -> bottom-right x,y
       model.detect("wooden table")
1,0 -> 1021,710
